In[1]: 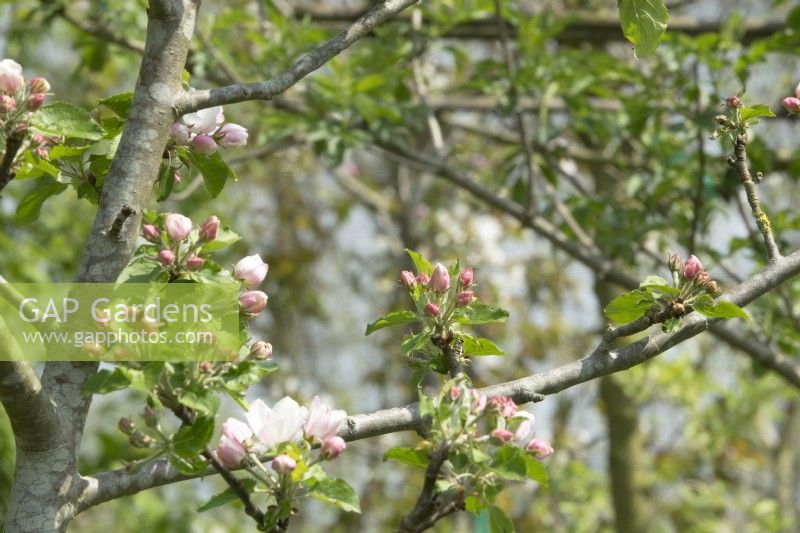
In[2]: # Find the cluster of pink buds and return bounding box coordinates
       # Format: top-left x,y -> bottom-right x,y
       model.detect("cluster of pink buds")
782,83 -> 800,114
399,262 -> 475,322
233,254 -> 269,318
668,253 -> 719,295
143,213 -> 219,275
170,106 -> 248,155
0,58 -> 50,138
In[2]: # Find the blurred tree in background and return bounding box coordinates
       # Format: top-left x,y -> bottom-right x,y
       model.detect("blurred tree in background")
1,0 -> 800,531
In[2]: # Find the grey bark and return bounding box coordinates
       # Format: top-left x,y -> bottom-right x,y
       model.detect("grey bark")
3,1 -> 198,531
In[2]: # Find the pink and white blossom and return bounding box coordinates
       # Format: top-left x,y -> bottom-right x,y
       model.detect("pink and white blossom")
164,213 -> 192,241
245,397 -> 308,449
234,254 -> 268,287
304,396 -> 346,443
182,106 -> 224,134
0,59 -> 23,93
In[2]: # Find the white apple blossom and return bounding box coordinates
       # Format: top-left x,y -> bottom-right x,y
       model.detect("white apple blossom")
245,397 -> 308,449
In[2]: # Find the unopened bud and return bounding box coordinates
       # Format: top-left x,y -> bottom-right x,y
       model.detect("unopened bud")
157,249 -> 174,266
191,133 -> 217,154
430,263 -> 450,292
424,302 -> 440,317
199,215 -> 220,242
186,255 -> 205,271
173,171 -> 182,184
199,361 -> 214,373
118,417 -> 136,435
399,270 -> 416,289
416,273 -> 429,285
170,123 -> 191,145
725,95 -> 742,109
28,77 -> 50,95
142,224 -> 161,243
27,92 -> 45,111
250,340 -> 273,360
705,281 -> 720,294
714,115 -> 735,129
783,97 -> 800,114
239,290 -> 268,316
271,454 -> 296,474
491,429 -> 514,443
670,299 -> 686,317
321,436 -> 346,460
129,433 -> 152,448
458,268 -> 474,287
668,252 -> 682,272
0,94 -> 15,113
526,439 -> 554,459
142,406 -> 159,427
682,255 -> 703,280
456,290 -> 474,307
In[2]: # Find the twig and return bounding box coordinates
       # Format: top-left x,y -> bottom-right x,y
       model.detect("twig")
726,132 -> 780,261
688,61 -> 708,254
0,132 -> 25,194
179,0 -> 420,113
396,444 -> 452,532
57,8 -> 145,53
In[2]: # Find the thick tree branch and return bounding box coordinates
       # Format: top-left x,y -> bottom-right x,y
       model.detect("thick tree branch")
178,0 -> 419,113
77,250 -> 800,511
0,359 -> 60,452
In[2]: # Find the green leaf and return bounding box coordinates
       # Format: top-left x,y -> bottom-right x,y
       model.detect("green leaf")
639,275 -> 669,288
178,387 -> 221,415
30,101 -> 104,140
603,290 -> 654,323
172,416 -> 214,457
197,479 -> 257,512
405,249 -> 433,276
461,336 -> 505,357
740,104 -> 775,122
491,445 -> 527,481
116,255 -> 163,284
693,300 -> 750,320
16,179 -> 68,225
81,368 -> 132,395
400,331 -> 430,355
200,226 -> 241,253
618,0 -> 669,58
365,309 -> 418,335
487,506 -> 515,533
454,302 -> 509,325
156,162 -> 174,202
524,455 -> 549,486
183,150 -> 235,198
309,477 -> 361,513
384,447 -> 429,469
99,92 -> 134,118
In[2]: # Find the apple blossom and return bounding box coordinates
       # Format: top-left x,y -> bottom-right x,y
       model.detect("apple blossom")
234,254 -> 268,287
489,396 -> 517,419
682,255 -> 703,280
245,397 -> 308,449
239,290 -> 268,316
186,255 -> 204,271
217,418 -> 253,468
271,454 -> 297,474
157,249 -> 174,266
424,302 -> 440,317
399,270 -> 416,289
321,436 -> 346,460
142,224 -> 160,243
199,215 -> 220,242
250,340 -> 273,360
430,263 -> 450,292
458,267 -> 474,287
0,95 -> 14,113
164,213 -> 192,241
526,439 -> 554,459
191,134 -> 217,155
304,396 -> 346,443
182,106 -> 224,134
27,92 -> 45,111
170,123 -> 191,145
491,429 -> 514,443
216,123 -> 248,148
28,77 -> 50,93
0,59 -> 23,93
783,97 -> 800,114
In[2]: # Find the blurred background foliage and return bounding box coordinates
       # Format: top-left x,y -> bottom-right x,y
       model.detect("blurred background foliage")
1,0 -> 800,531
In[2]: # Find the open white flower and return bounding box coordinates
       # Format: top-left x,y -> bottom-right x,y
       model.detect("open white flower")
245,397 -> 308,449
181,106 -> 224,134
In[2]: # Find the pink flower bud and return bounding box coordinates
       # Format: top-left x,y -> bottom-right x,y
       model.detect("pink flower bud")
30,134 -> 45,146
695,270 -> 711,285
471,390 -> 487,415
725,95 -> 741,109
199,361 -> 213,373
170,122 -> 191,145
321,435 -> 346,460
28,77 -> 50,94
456,290 -> 474,307
240,290 -> 268,316
399,270 -> 416,289
215,123 -> 248,148
191,133 -> 217,154
26,92 -> 45,111
489,396 -> 518,419
199,215 -> 220,242
173,171 -> 182,184
0,95 -> 15,113
416,273 -> 429,285
668,252 -> 682,272
164,213 -> 192,241
795,82 -> 800,100
424,302 -> 440,317
458,268 -> 474,287
491,429 -> 514,443
142,224 -> 161,243
526,438 -> 554,459
186,255 -> 204,271
0,59 -> 23,93
430,263 -> 450,292
449,386 -> 461,401
157,249 -> 174,266
682,255 -> 703,280
234,254 -> 268,287
783,97 -> 800,114
250,340 -> 273,360
13,122 -> 27,135
271,454 -> 296,474
217,418 -> 252,468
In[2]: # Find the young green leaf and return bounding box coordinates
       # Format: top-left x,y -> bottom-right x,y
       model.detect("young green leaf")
454,302 -> 510,325
603,290 -> 655,323
693,300 -> 750,320
365,309 -> 419,335
81,367 -> 132,395
172,415 -> 215,457
491,445 -> 527,481
461,335 -> 505,357
182,150 -> 236,198
618,0 -> 669,58
309,478 -> 361,513
30,102 -> 104,140
405,249 -> 433,276
740,104 -> 776,123
197,479 -> 257,512
400,330 -> 430,355
200,226 -> 241,253
487,505 -> 515,533
16,179 -> 68,225
384,446 -> 430,469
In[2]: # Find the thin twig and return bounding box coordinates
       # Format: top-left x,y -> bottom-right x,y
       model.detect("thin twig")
688,61 -> 707,254
0,132 -> 25,194
397,444 -> 452,532
726,132 -> 780,261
